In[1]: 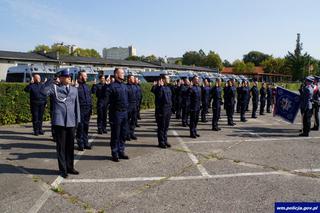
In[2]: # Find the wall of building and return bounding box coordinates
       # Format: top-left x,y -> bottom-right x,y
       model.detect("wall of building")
0,62 -> 16,81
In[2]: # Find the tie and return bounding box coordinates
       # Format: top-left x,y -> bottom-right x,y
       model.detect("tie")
66,86 -> 69,94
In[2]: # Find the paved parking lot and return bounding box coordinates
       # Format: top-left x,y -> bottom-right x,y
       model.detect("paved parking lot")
1,109 -> 320,213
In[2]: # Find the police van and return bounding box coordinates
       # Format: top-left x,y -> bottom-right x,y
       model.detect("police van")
6,64 -> 56,82
56,66 -> 98,82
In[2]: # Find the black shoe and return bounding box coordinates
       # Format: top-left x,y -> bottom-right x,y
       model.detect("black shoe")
39,130 -> 45,135
60,172 -> 68,178
98,129 -> 103,134
84,144 -> 92,150
311,127 -> 319,131
190,135 -> 197,138
112,156 -> 119,162
136,124 -> 140,127
299,133 -> 308,137
78,146 -> 84,151
196,134 -> 200,137
158,144 -> 167,149
119,153 -> 129,159
232,123 -> 236,126
126,137 -> 131,141
182,123 -> 187,127
67,169 -> 79,175
103,129 -> 108,133
251,116 -> 257,119
131,135 -> 137,140
212,127 -> 221,131
165,143 -> 171,148
241,119 -> 247,122
33,131 -> 39,136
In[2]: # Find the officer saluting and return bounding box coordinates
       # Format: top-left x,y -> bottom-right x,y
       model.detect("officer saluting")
76,71 -> 92,151
250,80 -> 259,118
91,74 -> 108,135
299,76 -> 314,137
211,78 -> 222,131
106,68 -> 129,162
152,74 -> 172,148
43,69 -> 80,178
24,74 -> 48,135
224,79 -> 236,126
189,75 -> 201,138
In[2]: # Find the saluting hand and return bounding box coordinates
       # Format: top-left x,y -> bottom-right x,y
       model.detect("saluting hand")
31,76 -> 34,84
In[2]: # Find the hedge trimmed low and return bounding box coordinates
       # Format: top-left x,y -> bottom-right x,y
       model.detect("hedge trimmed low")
0,82 -> 155,125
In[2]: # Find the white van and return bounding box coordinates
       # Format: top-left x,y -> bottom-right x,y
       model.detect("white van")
6,64 -> 56,82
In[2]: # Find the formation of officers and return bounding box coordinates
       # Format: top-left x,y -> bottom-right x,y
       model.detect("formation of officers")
24,68 -> 319,178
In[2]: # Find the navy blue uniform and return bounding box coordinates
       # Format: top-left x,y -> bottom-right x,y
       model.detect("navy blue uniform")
260,87 -> 266,115
136,84 -> 142,121
300,84 -> 314,136
201,85 -> 211,122
211,86 -> 222,130
92,83 -> 108,133
189,85 -> 201,137
106,80 -> 129,158
239,86 -> 249,121
24,82 -> 48,135
266,87 -> 273,113
236,86 -> 241,113
225,86 -> 236,125
250,86 -> 259,118
174,85 -> 182,119
127,83 -> 138,139
181,84 -> 191,126
152,85 -> 172,147
76,82 -> 92,149
312,85 -> 320,130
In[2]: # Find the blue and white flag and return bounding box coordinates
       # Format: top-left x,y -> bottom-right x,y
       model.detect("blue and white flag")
274,86 -> 300,123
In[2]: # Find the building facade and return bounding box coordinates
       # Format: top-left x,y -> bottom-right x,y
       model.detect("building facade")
102,46 -> 136,60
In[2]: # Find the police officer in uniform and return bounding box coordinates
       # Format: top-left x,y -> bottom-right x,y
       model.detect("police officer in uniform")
236,81 -> 242,113
174,79 -> 182,119
152,74 -> 172,148
260,82 -> 267,115
43,69 -> 80,178
300,76 -> 314,137
76,71 -> 92,151
211,78 -> 222,131
189,75 -> 201,138
250,80 -> 259,118
91,74 -> 108,134
311,76 -> 320,131
201,78 -> 211,122
181,77 -> 191,127
266,83 -> 273,113
126,74 -> 138,140
224,79 -> 236,126
135,77 -> 143,124
24,74 -> 48,135
106,68 -> 129,162
239,80 -> 249,122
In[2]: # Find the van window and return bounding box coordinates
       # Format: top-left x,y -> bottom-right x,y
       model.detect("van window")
6,73 -> 25,82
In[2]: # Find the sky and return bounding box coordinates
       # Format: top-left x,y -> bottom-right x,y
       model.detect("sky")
0,0 -> 319,62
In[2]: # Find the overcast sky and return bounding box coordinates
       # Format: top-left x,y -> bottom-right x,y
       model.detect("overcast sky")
0,0 -> 319,61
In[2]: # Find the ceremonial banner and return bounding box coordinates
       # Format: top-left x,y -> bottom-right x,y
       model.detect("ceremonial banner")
274,86 -> 300,123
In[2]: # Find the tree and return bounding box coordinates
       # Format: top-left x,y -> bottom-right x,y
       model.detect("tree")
73,48 -> 101,58
243,51 -> 271,66
233,60 -> 255,73
285,33 -> 311,80
205,51 -> 223,70
182,51 -> 203,66
51,44 -> 70,56
261,57 -> 290,74
223,59 -> 232,67
33,44 -> 51,53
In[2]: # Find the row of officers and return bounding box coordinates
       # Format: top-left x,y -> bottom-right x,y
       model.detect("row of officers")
151,75 -> 275,143
24,68 -> 142,178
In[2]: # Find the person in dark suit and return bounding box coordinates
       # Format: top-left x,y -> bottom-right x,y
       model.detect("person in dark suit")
260,82 -> 267,115
211,78 -> 222,131
300,76 -> 314,137
266,83 -> 273,113
76,71 -> 92,151
250,80 -> 259,118
105,68 -> 130,162
189,75 -> 201,138
174,79 -> 182,119
239,80 -> 249,122
181,78 -> 191,127
91,74 -> 108,134
135,77 -> 143,126
236,82 -> 242,113
43,69 -> 81,178
126,74 -> 138,140
24,74 -> 48,135
225,79 -> 236,126
152,74 -> 173,148
201,78 -> 211,123
312,76 -> 320,130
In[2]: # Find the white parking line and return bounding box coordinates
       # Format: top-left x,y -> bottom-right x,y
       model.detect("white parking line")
27,135 -> 96,213
184,136 -> 320,144
63,168 -> 320,184
172,130 -> 210,177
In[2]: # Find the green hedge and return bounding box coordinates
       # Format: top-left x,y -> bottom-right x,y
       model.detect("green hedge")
0,82 -> 155,125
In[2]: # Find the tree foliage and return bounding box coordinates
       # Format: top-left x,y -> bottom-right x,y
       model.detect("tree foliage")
243,51 -> 271,66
